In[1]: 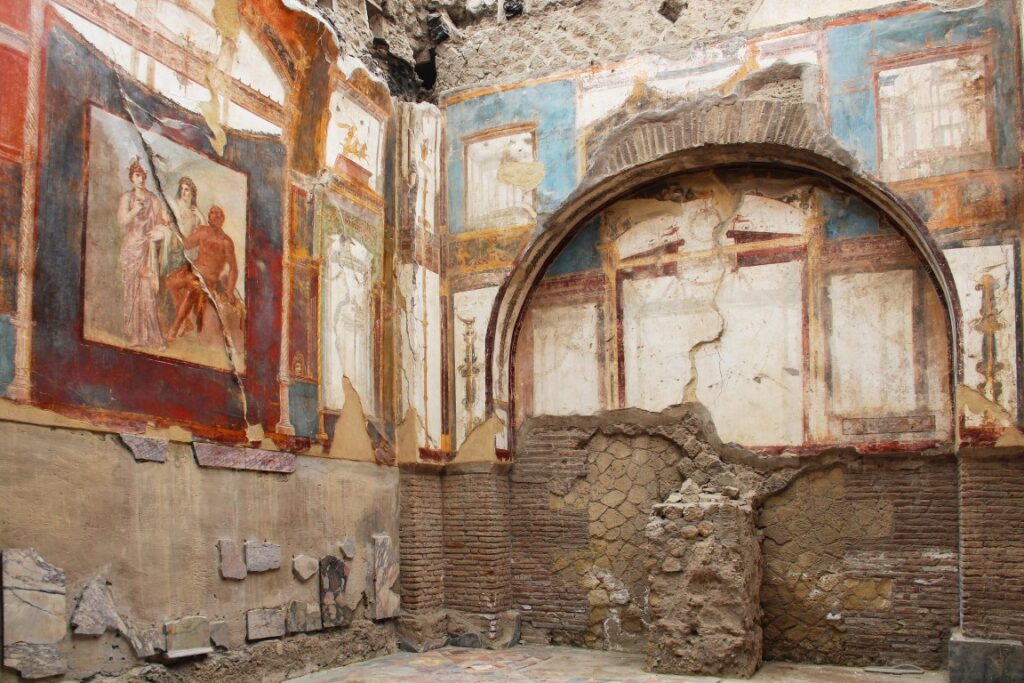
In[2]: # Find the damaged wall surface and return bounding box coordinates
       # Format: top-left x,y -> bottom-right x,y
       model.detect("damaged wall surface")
2,0 -> 1024,680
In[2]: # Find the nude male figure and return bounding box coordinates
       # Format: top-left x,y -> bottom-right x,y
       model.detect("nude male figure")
164,205 -> 240,342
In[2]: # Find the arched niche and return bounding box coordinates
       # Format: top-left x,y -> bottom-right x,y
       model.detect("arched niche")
485,96 -> 962,453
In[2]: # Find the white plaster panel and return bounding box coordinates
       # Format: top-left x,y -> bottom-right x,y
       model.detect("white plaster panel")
622,266 -> 724,412
531,303 -> 602,417
695,261 -> 804,446
322,236 -> 374,414
398,264 -> 443,447
827,270 -> 917,415
453,286 -> 500,447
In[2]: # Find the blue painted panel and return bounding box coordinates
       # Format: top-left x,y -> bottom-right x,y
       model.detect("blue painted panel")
0,315 -> 12,395
826,1 -> 1019,173
289,380 -> 319,439
545,217 -> 602,276
445,79 -> 578,234
823,193 -> 885,241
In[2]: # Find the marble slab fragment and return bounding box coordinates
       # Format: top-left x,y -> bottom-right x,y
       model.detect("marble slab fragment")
218,540 -> 247,580
286,600 -> 322,633
164,616 -> 212,658
193,443 -> 296,473
2,549 -> 68,678
2,642 -> 66,679
319,555 -> 351,629
244,541 -> 281,572
210,620 -> 231,649
246,608 -> 285,641
372,534 -> 400,620
2,548 -> 65,593
71,577 -> 126,636
292,554 -> 318,582
126,622 -> 165,658
119,434 -> 168,463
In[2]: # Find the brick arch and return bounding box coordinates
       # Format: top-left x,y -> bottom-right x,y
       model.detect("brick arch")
484,97 -> 962,446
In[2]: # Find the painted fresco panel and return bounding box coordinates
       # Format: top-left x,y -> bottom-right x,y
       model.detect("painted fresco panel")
827,270 -> 916,415
520,165 -> 952,452
877,54 -> 991,182
32,25 -> 283,437
410,105 -> 442,234
322,235 -> 373,412
445,78 -> 577,234
531,303 -> 602,417
464,129 -> 538,231
0,160 -> 21,315
289,259 -> 319,382
826,1 -> 1018,174
326,90 -> 386,194
0,46 -> 28,161
83,106 -> 247,371
453,286 -> 498,447
946,244 -> 1019,426
398,264 -> 442,447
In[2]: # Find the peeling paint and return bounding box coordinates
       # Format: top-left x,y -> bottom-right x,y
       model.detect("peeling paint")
958,385 -> 1024,446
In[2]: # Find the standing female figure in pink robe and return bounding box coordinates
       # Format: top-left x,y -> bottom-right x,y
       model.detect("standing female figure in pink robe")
117,159 -> 167,349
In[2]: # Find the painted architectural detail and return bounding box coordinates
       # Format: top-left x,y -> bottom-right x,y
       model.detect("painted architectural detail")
464,127 -> 540,232
322,235 -> 374,413
877,54 -> 991,181
326,88 -> 386,193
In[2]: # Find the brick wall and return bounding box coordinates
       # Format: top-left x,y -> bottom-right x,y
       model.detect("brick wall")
961,452 -> 1024,642
399,465 -> 445,612
510,425 -> 592,640
761,455 -> 959,668
442,463 -> 513,628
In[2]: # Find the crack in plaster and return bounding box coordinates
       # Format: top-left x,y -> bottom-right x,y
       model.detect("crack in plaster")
682,173 -> 740,405
115,83 -> 256,437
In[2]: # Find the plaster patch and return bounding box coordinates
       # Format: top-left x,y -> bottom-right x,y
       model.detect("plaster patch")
328,377 -> 376,462
454,413 -> 504,462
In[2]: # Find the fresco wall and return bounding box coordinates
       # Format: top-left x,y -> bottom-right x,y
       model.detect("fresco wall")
0,1 -> 409,679
440,0 -> 1023,457
516,168 -> 952,452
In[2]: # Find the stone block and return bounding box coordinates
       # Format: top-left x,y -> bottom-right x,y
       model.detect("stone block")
340,538 -> 357,559
119,434 -> 168,463
372,533 -> 400,620
949,630 -> 1024,683
193,443 -> 296,473
292,554 -> 318,581
2,549 -> 67,679
320,555 -> 351,629
164,616 -> 212,658
244,541 -> 281,572
286,600 -> 323,633
246,608 -> 285,641
209,621 -> 231,649
71,576 -> 126,636
218,539 -> 247,580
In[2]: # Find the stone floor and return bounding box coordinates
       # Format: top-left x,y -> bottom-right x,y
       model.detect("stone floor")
288,646 -> 949,683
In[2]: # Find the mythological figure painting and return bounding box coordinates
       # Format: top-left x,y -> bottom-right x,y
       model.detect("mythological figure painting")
84,106 -> 247,371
